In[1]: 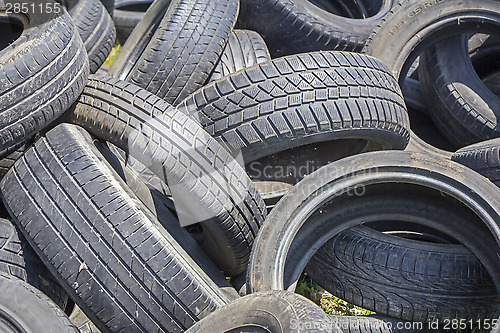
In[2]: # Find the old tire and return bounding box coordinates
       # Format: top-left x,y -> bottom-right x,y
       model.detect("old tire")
0,1 -> 89,158
0,123 -> 234,332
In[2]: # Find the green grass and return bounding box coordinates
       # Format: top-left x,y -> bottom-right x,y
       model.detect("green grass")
103,43 -> 122,68
295,274 -> 374,316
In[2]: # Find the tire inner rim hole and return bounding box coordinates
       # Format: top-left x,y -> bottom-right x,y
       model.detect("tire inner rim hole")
0,16 -> 25,52
306,0 -> 383,19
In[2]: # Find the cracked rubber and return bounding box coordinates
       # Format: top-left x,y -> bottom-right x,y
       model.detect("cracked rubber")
66,0 -> 117,73
452,138 -> 500,187
0,123 -> 234,332
0,1 -> 89,159
0,273 -> 77,333
110,0 -> 239,105
207,29 -> 271,83
179,51 -> 410,163
66,74 -> 267,276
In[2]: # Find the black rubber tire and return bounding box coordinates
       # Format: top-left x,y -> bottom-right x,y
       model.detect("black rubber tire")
178,51 -> 410,163
0,1 -> 89,159
238,0 -> 393,57
419,34 -> 500,148
0,146 -> 24,178
0,273 -> 77,333
109,0 -> 238,105
486,75 -> 500,97
0,218 -> 69,311
66,0 -> 117,73
66,74 -> 267,276
246,151 -> 500,311
306,223 -> 498,322
452,138 -> 500,187
99,0 -> 114,15
362,0 -> 500,158
0,123 -> 234,332
207,29 -> 271,83
113,0 -> 152,44
186,291 -> 332,333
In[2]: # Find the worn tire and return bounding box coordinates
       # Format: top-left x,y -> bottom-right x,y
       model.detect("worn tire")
246,151 -> 500,311
0,1 -> 89,159
0,273 -> 77,333
207,29 -> 271,83
110,0 -> 238,105
0,218 -> 69,311
0,123 -> 235,332
307,223 -> 498,322
179,51 -> 410,163
452,138 -> 500,187
238,0 -> 394,57
363,0 -> 500,157
420,34 -> 500,148
66,74 -> 267,276
186,291 -> 332,333
113,0 -> 152,43
66,0 -> 117,73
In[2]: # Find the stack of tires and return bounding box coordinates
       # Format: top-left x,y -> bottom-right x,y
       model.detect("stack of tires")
0,0 -> 499,332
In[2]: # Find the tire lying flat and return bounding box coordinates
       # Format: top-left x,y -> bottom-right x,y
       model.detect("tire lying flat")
66,74 -> 266,276
0,273 -> 77,333
0,1 -> 89,159
1,123 -> 235,332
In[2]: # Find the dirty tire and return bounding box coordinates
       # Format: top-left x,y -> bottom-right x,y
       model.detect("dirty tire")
238,0 -> 394,57
0,1 -> 89,159
452,138 -> 500,187
419,34 -> 500,148
307,223 -> 499,322
179,51 -> 410,163
207,29 -> 271,83
246,151 -> 500,308
0,218 -> 69,311
67,0 -> 117,73
362,0 -> 500,156
110,0 -> 239,105
0,273 -> 77,332
66,74 -> 266,276
186,291 -> 332,333
0,123 -> 235,332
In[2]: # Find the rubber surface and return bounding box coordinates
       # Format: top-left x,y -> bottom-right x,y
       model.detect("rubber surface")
0,123 -> 233,332
307,222 -> 499,322
0,218 -> 69,311
238,0 -> 393,57
110,0 -> 239,105
67,0 -> 116,73
179,51 -> 410,163
420,34 -> 500,148
452,138 -> 500,187
0,273 -> 77,333
207,29 -> 271,83
66,74 -> 267,276
246,151 -> 500,304
0,1 -> 89,158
